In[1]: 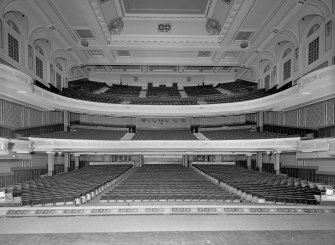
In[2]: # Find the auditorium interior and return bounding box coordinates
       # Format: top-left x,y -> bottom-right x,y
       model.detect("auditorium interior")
0,0 -> 335,244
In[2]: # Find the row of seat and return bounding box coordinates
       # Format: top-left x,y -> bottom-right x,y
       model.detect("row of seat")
16,165 -> 132,206
194,164 -> 321,205
131,130 -> 197,140
201,129 -> 297,140
37,129 -> 127,140
101,164 -> 239,203
204,90 -> 268,104
104,84 -> 142,96
184,85 -> 222,96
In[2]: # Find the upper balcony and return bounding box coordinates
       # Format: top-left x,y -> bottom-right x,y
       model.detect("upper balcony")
0,64 -> 334,117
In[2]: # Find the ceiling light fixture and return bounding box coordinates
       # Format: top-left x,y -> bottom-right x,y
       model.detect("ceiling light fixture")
240,33 -> 248,48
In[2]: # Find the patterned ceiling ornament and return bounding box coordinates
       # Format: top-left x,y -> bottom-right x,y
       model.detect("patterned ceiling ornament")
206,18 -> 221,35
108,17 -> 124,35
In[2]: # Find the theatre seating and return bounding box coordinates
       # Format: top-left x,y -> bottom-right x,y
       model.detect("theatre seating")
101,164 -> 239,203
130,97 -> 198,105
194,164 -> 320,205
36,129 -> 127,140
61,88 -> 121,103
104,84 -> 142,96
217,80 -> 257,93
132,130 -> 197,140
204,90 -> 268,104
201,129 -> 298,140
18,165 -> 132,206
147,84 -> 180,97
69,80 -> 107,93
184,85 -> 222,96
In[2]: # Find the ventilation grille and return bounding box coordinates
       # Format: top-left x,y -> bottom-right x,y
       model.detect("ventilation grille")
234,31 -> 254,41
158,23 -> 172,32
220,66 -> 231,72
186,66 -> 214,72
8,34 -> 19,62
100,0 -> 109,4
111,65 -> 140,71
36,57 -> 43,79
149,66 -> 177,71
74,29 -> 94,39
117,50 -> 131,57
197,51 -> 212,58
86,50 -> 104,58
224,51 -> 240,58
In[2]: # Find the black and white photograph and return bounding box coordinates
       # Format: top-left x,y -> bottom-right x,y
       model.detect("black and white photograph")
0,0 -> 335,244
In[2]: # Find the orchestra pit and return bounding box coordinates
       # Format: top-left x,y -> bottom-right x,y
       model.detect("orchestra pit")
0,0 -> 335,244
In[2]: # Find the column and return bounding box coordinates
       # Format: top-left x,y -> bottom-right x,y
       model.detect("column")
47,152 -> 55,176
274,151 -> 281,175
64,110 -> 70,132
257,152 -> 263,172
246,154 -> 252,170
182,155 -> 188,167
138,154 -> 144,167
257,111 -> 264,132
74,154 -> 80,170
64,152 -> 70,173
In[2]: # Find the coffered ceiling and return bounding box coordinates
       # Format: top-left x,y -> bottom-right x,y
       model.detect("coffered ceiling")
29,0 -> 298,76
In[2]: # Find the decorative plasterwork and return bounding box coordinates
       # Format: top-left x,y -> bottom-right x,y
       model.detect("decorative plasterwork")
29,137 -> 299,154
206,18 -> 221,35
218,0 -> 244,43
109,36 -> 219,47
89,0 -> 111,42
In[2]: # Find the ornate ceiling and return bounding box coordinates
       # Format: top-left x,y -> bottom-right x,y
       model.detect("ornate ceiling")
25,0 -> 301,77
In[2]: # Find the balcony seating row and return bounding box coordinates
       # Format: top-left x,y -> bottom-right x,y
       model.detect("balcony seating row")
69,80 -> 107,93
61,88 -> 121,103
201,129 -> 298,140
184,85 -> 222,96
36,129 -> 127,140
101,164 -> 240,203
204,90 -> 268,104
217,80 -> 257,93
104,84 -> 142,96
17,165 -> 132,206
194,165 -> 320,205
131,130 -> 197,140
147,85 -> 180,97
129,97 -> 198,105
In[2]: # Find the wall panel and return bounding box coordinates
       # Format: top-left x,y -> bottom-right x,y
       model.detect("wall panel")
0,98 -> 64,129
3,100 -> 22,128
326,98 -> 334,125
305,101 -> 325,128
298,107 -> 306,127
29,108 -> 43,126
284,109 -> 298,127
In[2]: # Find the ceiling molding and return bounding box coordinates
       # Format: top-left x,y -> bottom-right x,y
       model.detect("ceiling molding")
217,0 -> 244,43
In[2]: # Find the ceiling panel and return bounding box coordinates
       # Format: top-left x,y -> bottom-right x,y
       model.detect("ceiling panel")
122,0 -> 209,15
241,0 -> 279,29
131,50 -> 197,58
52,0 -> 89,26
